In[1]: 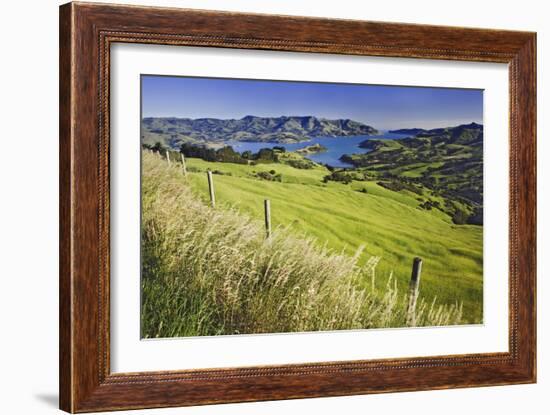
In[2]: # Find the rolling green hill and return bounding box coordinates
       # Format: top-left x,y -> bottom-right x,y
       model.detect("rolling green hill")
141,152 -> 464,337
341,123 -> 483,224
165,152 -> 483,323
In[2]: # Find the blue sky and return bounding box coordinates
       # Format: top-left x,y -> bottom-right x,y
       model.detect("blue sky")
141,75 -> 483,130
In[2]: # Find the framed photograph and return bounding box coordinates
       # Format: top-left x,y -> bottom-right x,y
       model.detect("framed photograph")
59,2 -> 536,412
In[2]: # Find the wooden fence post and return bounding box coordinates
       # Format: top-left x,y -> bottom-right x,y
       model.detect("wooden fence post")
264,199 -> 272,238
180,153 -> 187,176
166,151 -> 171,166
207,170 -> 216,207
406,257 -> 422,326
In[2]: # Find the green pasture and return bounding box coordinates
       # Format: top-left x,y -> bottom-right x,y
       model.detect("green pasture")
176,156 -> 483,323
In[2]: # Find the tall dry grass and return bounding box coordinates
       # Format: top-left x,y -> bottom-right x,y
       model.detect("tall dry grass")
141,152 -> 463,338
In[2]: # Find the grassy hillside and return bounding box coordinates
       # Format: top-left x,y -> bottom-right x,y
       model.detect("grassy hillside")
341,123 -> 483,224
141,152 -> 463,338
169,153 -> 483,323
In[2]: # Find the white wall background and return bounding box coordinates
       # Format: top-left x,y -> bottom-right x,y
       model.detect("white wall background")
0,1 -> 546,414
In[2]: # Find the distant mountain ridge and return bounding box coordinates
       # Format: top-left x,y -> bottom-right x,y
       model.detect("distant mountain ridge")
142,115 -> 379,148
388,122 -> 483,140
388,128 -> 428,136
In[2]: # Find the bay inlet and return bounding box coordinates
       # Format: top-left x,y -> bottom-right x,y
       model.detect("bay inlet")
225,131 -> 409,168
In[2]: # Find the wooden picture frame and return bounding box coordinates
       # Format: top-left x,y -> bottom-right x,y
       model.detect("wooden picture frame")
59,2 -> 536,412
